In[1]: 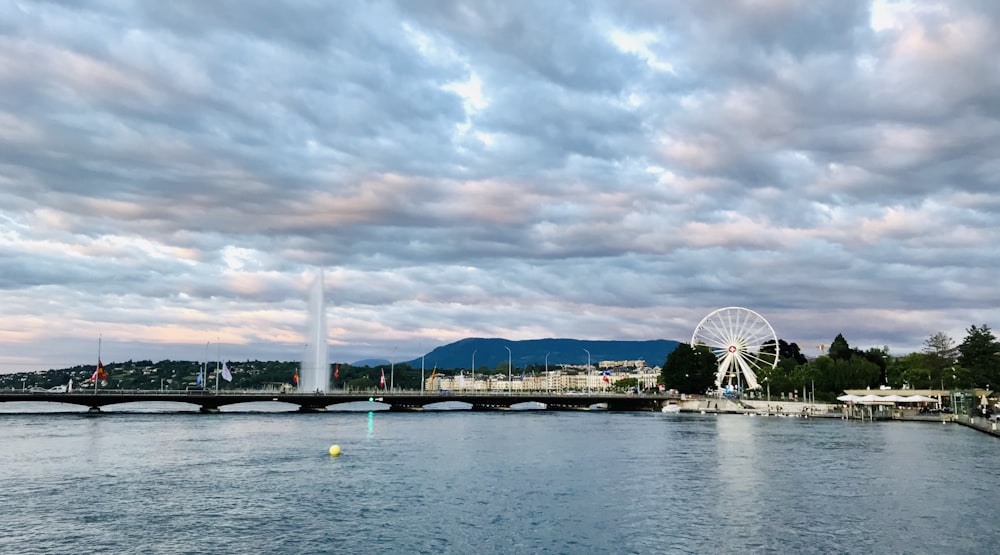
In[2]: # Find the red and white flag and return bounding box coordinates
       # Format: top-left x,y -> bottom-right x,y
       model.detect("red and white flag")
90,360 -> 107,383
379,369 -> 386,388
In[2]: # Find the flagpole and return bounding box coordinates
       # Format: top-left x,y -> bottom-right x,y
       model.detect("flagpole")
95,334 -> 101,395
203,341 -> 209,390
215,340 -> 221,393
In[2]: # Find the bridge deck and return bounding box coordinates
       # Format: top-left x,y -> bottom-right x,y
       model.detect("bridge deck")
0,391 -> 671,412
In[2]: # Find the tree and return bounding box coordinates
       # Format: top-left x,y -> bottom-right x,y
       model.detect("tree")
862,346 -> 891,385
808,354 -> 879,396
958,324 -> 1000,388
661,343 -> 717,394
899,353 -> 935,389
761,339 -> 806,367
779,340 -> 808,365
828,334 -> 851,361
924,332 -> 957,358
614,377 -> 638,392
920,332 -> 957,390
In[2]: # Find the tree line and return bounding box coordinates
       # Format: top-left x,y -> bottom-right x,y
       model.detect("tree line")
0,359 -> 427,392
660,324 -> 999,402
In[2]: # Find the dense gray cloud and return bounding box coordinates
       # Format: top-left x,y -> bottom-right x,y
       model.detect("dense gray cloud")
1,0 -> 997,372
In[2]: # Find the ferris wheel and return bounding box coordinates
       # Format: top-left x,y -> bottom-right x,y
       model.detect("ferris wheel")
691,307 -> 779,391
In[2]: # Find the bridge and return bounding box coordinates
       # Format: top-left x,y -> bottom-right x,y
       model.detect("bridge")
0,390 -> 672,413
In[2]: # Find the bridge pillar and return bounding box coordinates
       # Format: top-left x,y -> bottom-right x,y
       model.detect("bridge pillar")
200,406 -> 220,413
87,406 -> 101,413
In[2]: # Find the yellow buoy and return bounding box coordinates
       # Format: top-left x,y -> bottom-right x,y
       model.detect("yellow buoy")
328,444 -> 341,457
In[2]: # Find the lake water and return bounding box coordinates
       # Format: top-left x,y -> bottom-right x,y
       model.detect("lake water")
1,407 -> 997,554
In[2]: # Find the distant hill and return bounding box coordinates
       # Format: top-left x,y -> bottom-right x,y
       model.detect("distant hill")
351,359 -> 391,368
387,338 -> 680,371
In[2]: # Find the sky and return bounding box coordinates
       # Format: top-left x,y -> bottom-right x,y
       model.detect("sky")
1,0 -> 998,373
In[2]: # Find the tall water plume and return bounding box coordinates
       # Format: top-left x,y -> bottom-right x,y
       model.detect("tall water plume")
300,269 -> 329,392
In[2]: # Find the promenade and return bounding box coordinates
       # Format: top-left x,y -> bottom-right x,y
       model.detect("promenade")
954,414 -> 1000,438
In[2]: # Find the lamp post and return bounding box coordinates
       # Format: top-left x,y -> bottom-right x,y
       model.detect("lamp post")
203,341 -> 209,393
390,358 -> 394,393
504,345 -> 512,395
421,355 -> 425,395
471,350 -> 477,394
545,352 -> 550,393
583,348 -> 591,393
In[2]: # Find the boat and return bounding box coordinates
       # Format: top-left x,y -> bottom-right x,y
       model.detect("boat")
661,403 -> 681,414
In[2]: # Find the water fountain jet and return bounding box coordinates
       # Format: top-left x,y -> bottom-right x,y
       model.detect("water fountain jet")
300,269 -> 330,392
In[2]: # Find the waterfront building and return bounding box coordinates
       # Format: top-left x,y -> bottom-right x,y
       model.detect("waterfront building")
425,366 -> 662,393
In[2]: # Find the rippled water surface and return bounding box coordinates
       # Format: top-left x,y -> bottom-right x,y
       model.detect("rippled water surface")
1,410 -> 997,554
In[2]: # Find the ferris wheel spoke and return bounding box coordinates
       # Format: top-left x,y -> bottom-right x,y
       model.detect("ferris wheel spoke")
726,310 -> 742,340
697,321 -> 732,347
703,315 -> 733,341
698,325 -> 731,349
741,321 -> 769,343
743,350 -> 773,367
734,354 -> 760,389
741,350 -> 774,372
716,352 -> 734,386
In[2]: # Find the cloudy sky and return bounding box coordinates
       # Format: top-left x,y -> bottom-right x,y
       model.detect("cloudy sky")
1,0 -> 997,372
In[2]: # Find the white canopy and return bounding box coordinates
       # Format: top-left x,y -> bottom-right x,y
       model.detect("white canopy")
902,395 -> 939,403
836,393 -> 940,404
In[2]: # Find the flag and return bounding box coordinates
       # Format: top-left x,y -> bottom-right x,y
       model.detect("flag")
429,368 -> 437,381
293,371 -> 299,385
90,359 -> 107,382
520,371 -> 525,380
379,369 -> 386,388
603,374 -> 610,384
195,370 -> 203,386
221,362 -> 232,382
334,364 -> 339,380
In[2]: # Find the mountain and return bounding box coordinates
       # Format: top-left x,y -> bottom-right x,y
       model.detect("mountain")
391,337 -> 680,371
351,359 -> 391,368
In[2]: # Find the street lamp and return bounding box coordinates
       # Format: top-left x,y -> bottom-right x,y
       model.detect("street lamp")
472,350 -> 477,394
545,352 -> 550,393
504,345 -> 512,395
583,348 -> 591,393
421,355 -> 425,395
